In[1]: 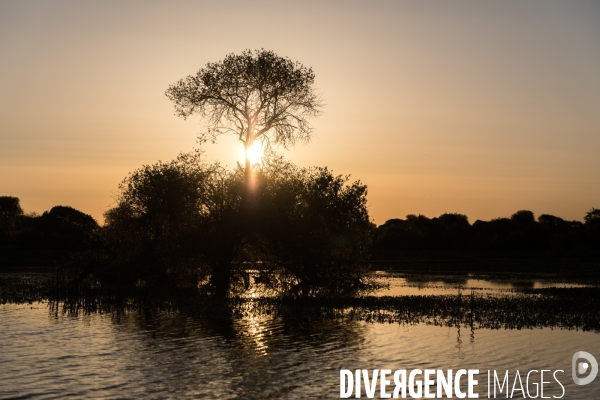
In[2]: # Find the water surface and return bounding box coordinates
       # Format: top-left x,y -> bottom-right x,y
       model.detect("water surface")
2,300 -> 599,399
1,272 -> 599,398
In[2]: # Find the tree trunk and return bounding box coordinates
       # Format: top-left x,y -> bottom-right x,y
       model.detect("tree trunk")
210,134 -> 253,298
211,260 -> 232,298
244,152 -> 252,193
243,134 -> 254,194
242,138 -> 258,225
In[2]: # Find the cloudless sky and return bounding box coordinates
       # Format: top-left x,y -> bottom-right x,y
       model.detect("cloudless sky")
1,0 -> 599,224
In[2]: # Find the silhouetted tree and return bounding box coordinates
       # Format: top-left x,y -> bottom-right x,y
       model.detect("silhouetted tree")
0,196 -> 23,240
511,210 -> 535,225
438,213 -> 471,250
254,158 -> 373,296
102,152 -> 244,289
165,49 -> 323,192
100,153 -> 375,296
40,206 -> 99,249
584,208 -> 600,225
538,214 -> 566,227
438,213 -> 470,230
372,212 -> 473,255
582,208 -> 600,255
537,214 -> 568,253
1,201 -> 99,267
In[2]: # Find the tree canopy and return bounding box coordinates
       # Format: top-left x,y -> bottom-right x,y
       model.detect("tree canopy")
99,153 -> 374,296
253,158 -> 373,296
101,153 -> 244,288
165,49 -> 323,185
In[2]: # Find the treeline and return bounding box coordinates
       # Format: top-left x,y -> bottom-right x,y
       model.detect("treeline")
2,186 -> 599,284
2,197 -> 600,268
373,209 -> 600,259
0,197 -> 100,267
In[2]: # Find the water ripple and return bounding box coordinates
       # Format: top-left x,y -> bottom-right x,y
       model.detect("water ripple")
1,302 -> 600,399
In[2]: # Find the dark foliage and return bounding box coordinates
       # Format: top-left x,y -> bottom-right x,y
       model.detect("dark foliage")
95,153 -> 374,296
584,207 -> 600,225
373,213 -> 472,253
99,152 -> 244,290
251,158 -> 374,296
373,208 -> 600,260
0,200 -> 99,267
0,196 -> 24,240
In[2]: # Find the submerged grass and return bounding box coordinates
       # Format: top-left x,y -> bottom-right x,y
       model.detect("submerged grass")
2,269 -> 599,332
232,292 -> 600,332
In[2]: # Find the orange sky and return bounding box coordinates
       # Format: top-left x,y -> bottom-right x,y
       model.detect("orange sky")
1,1 -> 599,224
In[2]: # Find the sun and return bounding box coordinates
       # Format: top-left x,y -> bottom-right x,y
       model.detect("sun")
240,142 -> 264,165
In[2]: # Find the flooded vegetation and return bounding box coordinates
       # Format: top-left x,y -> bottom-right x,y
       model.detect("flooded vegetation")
2,268 -> 599,332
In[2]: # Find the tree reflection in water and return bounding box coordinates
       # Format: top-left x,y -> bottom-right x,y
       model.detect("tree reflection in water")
88,306 -> 370,398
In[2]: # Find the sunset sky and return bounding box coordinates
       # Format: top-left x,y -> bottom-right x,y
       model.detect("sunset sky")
1,1 -> 599,224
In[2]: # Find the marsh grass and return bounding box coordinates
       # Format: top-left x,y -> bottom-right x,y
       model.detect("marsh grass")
2,268 -> 599,332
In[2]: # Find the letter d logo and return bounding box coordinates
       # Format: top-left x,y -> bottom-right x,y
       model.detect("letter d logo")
572,351 -> 598,385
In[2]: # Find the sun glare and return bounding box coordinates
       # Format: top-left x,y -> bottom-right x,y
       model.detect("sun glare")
240,142 -> 264,165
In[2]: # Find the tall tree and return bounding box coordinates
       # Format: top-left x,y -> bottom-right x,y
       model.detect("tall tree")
165,49 -> 323,190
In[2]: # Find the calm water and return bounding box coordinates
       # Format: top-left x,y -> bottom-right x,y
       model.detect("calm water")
1,276 -> 599,399
374,272 -> 589,297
